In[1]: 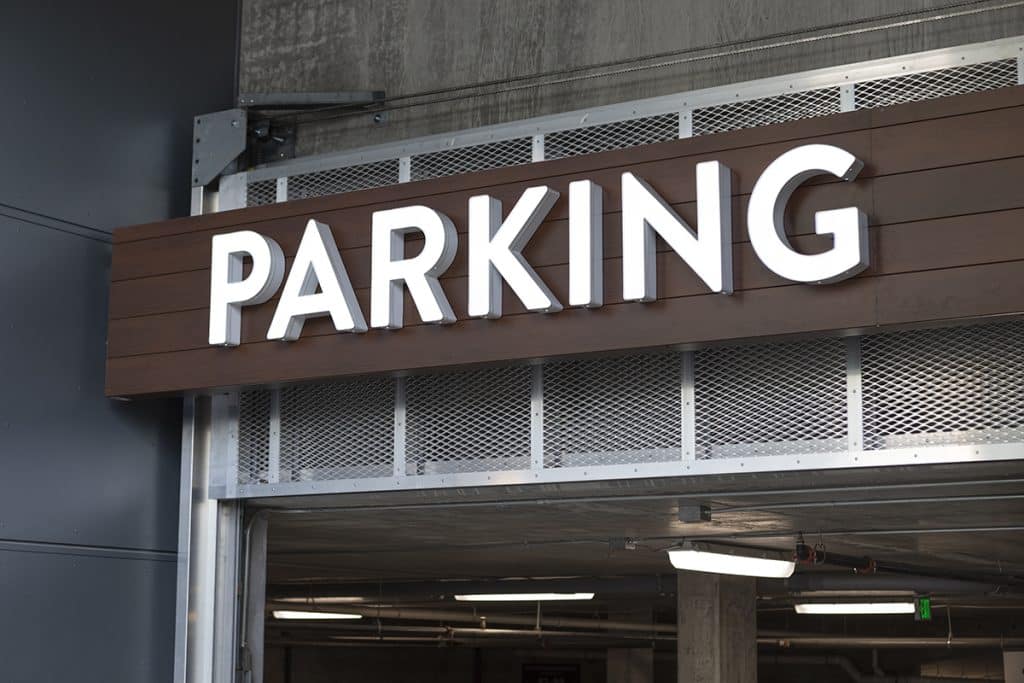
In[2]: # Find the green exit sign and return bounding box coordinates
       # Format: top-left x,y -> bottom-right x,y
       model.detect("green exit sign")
915,597 -> 932,621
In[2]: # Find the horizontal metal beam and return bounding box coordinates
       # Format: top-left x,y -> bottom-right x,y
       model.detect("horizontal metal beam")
238,91 -> 385,109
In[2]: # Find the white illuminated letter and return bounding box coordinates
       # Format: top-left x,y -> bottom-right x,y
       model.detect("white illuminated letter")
209,230 -> 285,346
747,144 -> 868,283
621,162 -> 732,301
569,180 -> 603,308
468,186 -> 562,318
370,206 -> 457,329
267,220 -> 366,341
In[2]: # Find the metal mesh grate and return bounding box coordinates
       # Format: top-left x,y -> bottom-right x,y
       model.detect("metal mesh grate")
692,87 -> 841,136
694,338 -> 848,458
247,179 -> 277,207
545,113 -> 679,160
862,322 -> 1024,450
288,159 -> 399,200
405,366 -> 532,474
411,137 -> 533,181
238,391 -> 271,483
544,353 -> 681,467
854,59 -> 1018,110
279,379 -> 395,481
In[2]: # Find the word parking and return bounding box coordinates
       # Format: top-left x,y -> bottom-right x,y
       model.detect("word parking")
208,144 -> 868,346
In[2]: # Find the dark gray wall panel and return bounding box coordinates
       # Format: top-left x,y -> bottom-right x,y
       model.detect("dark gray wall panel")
0,215 -> 181,551
1,1 -> 238,231
0,547 -> 176,683
0,2 -> 237,681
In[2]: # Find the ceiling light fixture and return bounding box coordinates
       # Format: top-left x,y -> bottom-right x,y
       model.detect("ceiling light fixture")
276,597 -> 366,604
667,541 -> 796,578
271,610 -> 363,620
794,602 -> 915,615
453,592 -> 596,602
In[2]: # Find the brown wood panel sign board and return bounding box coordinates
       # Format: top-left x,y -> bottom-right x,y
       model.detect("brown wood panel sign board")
107,87 -> 1024,397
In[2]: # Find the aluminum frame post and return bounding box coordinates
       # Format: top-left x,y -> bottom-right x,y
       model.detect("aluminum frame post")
242,515 -> 269,683
172,395 -> 217,683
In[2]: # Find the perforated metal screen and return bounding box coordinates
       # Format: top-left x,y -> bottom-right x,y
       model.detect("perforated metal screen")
544,353 -> 682,468
233,319 -> 1024,496
279,379 -> 394,481
692,87 -> 842,136
545,114 -> 679,160
405,366 -> 533,475
411,138 -> 533,181
862,322 -> 1024,450
238,390 -> 271,483
287,159 -> 400,201
246,179 -> 277,207
853,58 -> 1018,109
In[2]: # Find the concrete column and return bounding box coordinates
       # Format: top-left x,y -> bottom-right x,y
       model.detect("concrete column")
607,607 -> 654,683
607,648 -> 654,683
677,572 -> 757,682
1005,650 -> 1024,683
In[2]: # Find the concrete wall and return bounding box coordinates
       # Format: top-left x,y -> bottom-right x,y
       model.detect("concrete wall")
239,0 -> 1024,157
0,2 -> 237,681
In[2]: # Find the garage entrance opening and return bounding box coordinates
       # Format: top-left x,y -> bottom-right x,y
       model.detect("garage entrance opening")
252,464 -> 1024,683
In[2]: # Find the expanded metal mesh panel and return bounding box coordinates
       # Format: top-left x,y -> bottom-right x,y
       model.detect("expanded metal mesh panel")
545,113 -> 679,160
862,322 -> 1024,450
694,338 -> 848,458
411,137 -> 533,181
238,391 -> 271,483
854,59 -> 1018,110
247,179 -> 277,207
279,379 -> 395,481
405,366 -> 532,474
287,159 -> 399,200
544,353 -> 681,468
692,87 -> 841,136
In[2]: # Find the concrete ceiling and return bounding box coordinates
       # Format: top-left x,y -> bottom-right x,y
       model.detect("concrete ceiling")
261,461 -> 1024,587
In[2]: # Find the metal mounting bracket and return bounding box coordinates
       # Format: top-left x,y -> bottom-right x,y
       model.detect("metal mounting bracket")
191,108 -> 247,188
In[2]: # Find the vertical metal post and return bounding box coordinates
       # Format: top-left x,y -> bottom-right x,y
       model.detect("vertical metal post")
398,156 -> 412,183
208,394 -> 240,499
840,84 -> 856,112
268,389 -> 281,483
242,515 -> 268,683
393,377 -> 407,477
679,109 -> 693,139
219,172 -> 248,211
190,187 -> 206,217
172,396 -> 216,683
211,501 -> 242,683
275,177 -> 288,203
681,352 -> 696,461
207,393 -> 243,683
846,337 -> 864,452
530,365 -> 545,470
1017,46 -> 1024,85
531,134 -> 545,162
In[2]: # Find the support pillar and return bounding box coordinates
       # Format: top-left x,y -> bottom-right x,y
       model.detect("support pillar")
1005,650 -> 1024,683
677,572 -> 757,683
608,649 -> 654,683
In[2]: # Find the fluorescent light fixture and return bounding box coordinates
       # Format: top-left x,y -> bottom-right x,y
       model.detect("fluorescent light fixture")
667,541 -> 795,578
794,602 -> 915,615
454,592 -> 595,602
277,596 -> 366,604
271,610 -> 363,620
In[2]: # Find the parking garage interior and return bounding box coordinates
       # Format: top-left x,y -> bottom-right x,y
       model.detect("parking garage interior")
253,463 -> 1024,682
